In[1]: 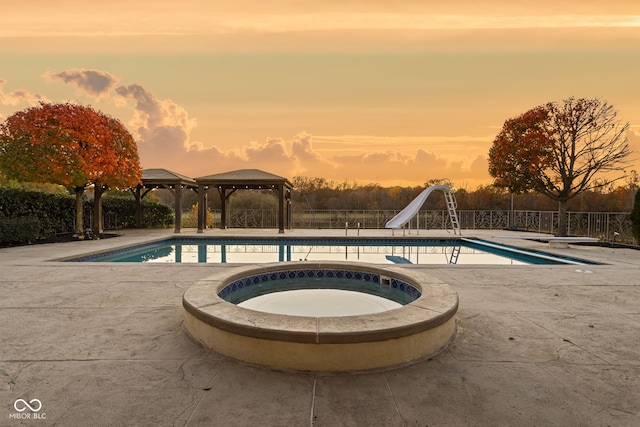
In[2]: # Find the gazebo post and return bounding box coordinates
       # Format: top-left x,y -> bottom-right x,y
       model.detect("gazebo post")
278,184 -> 285,233
197,184 -> 206,233
134,186 -> 143,229
220,187 -> 227,229
174,184 -> 182,233
287,191 -> 292,230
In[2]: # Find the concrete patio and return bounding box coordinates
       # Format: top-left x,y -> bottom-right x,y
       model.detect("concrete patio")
1,228 -> 638,426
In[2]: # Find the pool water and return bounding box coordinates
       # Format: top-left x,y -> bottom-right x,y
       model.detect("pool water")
71,237 -> 592,265
230,273 -> 411,317
238,289 -> 402,316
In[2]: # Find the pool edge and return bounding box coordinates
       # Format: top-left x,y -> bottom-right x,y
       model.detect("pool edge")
182,261 -> 459,372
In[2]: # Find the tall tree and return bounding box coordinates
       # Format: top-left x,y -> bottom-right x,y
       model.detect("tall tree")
488,97 -> 631,236
0,102 -> 142,237
631,186 -> 640,243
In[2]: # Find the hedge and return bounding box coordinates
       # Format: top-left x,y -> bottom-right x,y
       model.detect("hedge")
0,217 -> 41,244
95,197 -> 174,229
0,188 -> 75,237
0,188 -> 174,245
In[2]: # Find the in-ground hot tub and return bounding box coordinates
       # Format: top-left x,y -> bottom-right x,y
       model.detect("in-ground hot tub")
182,262 -> 458,372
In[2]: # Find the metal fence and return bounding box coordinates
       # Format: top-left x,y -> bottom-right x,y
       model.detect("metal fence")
191,209 -> 633,243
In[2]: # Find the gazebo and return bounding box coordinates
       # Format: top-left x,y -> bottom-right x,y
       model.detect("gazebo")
136,169 -> 197,233
195,169 -> 293,233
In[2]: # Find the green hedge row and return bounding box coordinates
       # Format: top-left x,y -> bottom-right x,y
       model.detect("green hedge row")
99,196 -> 174,229
0,217 -> 42,244
0,188 -> 75,237
0,188 -> 173,245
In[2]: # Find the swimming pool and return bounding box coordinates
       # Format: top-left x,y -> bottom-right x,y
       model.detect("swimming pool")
68,237 -> 593,265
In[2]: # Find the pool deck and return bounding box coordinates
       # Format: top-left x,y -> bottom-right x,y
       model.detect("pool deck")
1,228 -> 638,426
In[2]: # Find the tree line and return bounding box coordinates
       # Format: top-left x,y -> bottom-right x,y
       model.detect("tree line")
153,175 -> 637,214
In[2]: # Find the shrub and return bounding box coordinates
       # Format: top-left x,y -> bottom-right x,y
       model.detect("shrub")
181,203 -> 213,228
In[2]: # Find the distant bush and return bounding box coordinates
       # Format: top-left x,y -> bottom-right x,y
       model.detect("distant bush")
181,203 -> 213,228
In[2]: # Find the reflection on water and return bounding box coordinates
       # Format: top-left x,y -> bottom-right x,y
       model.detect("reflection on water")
108,242 -> 528,265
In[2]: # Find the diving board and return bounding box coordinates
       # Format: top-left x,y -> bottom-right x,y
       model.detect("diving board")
385,255 -> 413,264
494,235 -> 600,249
385,185 -> 461,235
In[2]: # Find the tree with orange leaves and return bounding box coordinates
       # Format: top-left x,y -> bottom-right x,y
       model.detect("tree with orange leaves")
488,97 -> 631,236
0,102 -> 142,237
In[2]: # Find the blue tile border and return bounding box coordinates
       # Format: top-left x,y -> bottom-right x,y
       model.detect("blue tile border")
218,268 -> 421,302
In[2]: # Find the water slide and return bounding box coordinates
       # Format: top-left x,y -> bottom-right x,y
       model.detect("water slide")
385,185 -> 452,229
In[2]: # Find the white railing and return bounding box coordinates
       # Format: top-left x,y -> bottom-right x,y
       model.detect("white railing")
198,209 -> 633,243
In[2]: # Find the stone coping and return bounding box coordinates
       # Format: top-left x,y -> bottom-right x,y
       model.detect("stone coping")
182,261 -> 458,345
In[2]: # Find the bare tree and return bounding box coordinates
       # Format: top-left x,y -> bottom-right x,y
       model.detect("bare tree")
489,97 -> 631,236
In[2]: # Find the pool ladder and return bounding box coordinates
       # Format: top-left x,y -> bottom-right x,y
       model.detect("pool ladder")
444,189 -> 462,235
448,246 -> 461,264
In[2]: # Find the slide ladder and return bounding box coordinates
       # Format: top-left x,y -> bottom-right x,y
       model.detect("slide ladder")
443,190 -> 461,235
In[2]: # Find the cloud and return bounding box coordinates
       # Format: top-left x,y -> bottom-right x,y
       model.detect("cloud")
291,131 -> 328,166
116,84 -> 195,134
114,83 -> 198,166
627,128 -> 640,170
16,66 -> 495,187
326,147 -> 489,187
106,77 -> 490,185
0,79 -> 49,107
44,69 -> 119,99
212,13 -> 640,35
43,70 -> 199,170
107,80 -> 339,179
175,132 -> 335,179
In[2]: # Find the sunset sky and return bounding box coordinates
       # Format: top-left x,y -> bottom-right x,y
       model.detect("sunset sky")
2,0 -> 640,189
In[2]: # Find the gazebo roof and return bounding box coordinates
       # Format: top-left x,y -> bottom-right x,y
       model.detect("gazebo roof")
141,168 -> 196,187
195,169 -> 293,188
